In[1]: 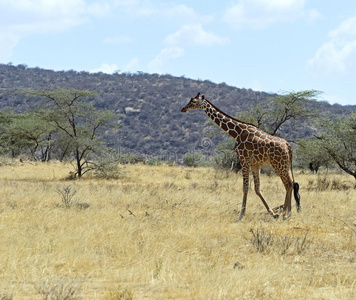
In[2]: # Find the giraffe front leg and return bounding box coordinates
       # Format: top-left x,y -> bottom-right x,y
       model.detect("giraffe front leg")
271,161 -> 293,220
238,163 -> 249,221
282,188 -> 293,220
251,166 -> 278,219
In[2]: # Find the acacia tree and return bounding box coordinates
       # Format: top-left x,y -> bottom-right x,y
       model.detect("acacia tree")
215,90 -> 321,170
0,111 -> 54,160
316,113 -> 356,180
240,90 -> 321,135
295,138 -> 332,173
25,89 -> 117,178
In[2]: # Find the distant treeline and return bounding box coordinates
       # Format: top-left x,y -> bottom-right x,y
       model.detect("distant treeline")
0,63 -> 355,158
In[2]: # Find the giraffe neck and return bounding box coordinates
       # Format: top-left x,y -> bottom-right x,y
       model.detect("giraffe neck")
201,99 -> 250,139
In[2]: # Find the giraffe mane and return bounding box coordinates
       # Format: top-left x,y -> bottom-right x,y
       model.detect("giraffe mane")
204,98 -> 258,128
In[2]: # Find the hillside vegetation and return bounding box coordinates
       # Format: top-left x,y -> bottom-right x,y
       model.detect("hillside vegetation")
1,64 -> 355,159
0,163 -> 355,299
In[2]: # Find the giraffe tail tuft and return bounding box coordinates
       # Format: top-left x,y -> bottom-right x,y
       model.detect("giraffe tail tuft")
293,182 -> 301,212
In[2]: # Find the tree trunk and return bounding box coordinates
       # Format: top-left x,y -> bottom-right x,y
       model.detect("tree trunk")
75,148 -> 82,178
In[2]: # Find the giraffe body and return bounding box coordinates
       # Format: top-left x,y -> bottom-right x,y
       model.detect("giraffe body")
181,93 -> 300,220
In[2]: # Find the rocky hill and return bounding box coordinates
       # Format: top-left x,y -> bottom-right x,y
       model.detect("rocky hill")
0,63 -> 355,160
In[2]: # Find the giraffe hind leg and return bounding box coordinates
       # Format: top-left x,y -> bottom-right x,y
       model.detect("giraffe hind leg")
269,158 -> 294,219
279,170 -> 293,219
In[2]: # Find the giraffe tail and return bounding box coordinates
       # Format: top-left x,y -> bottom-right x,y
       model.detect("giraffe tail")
293,182 -> 301,212
289,144 -> 301,212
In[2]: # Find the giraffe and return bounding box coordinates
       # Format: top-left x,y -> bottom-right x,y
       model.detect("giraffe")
181,93 -> 301,220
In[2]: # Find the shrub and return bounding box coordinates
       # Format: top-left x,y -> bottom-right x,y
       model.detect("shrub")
56,186 -> 90,209
57,186 -> 77,208
248,228 -> 310,255
184,152 -> 202,167
249,228 -> 274,253
35,276 -> 81,300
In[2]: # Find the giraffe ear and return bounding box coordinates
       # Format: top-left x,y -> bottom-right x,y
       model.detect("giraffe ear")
201,94 -> 205,100
194,92 -> 200,99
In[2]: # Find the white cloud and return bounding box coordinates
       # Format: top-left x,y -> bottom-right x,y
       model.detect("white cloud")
0,32 -> 20,63
145,4 -> 225,75
0,1 -> 107,40
329,16 -> 356,38
91,58 -> 139,74
163,4 -> 197,20
0,0 -> 111,62
91,63 -> 119,74
148,6 -> 225,75
112,0 -> 156,17
223,0 -> 307,29
148,47 -> 184,73
123,58 -> 139,72
165,23 -> 229,47
0,0 -> 91,32
308,16 -> 356,76
306,8 -> 322,24
112,2 -> 198,21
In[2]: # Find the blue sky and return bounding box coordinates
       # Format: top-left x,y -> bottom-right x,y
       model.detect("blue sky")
1,0 -> 356,106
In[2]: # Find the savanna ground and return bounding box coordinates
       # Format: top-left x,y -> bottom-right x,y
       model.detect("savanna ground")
0,162 -> 355,299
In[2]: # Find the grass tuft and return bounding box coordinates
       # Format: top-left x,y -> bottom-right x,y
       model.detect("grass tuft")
34,277 -> 81,300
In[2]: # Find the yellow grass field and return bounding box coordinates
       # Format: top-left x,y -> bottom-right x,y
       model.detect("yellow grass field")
0,162 -> 355,299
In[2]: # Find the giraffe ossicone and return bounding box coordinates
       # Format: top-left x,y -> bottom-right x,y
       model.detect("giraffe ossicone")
181,93 -> 301,220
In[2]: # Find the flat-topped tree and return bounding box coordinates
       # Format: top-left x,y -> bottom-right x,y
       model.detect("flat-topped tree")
25,89 -> 117,178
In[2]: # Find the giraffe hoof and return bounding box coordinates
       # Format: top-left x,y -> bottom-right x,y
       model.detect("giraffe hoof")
237,215 -> 244,222
272,205 -> 284,214
283,213 -> 292,220
268,210 -> 279,219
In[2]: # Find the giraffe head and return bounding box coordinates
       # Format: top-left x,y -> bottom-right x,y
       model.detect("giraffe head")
181,93 -> 205,113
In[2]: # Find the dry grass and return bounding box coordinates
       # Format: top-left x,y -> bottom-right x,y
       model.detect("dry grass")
0,162 -> 355,299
